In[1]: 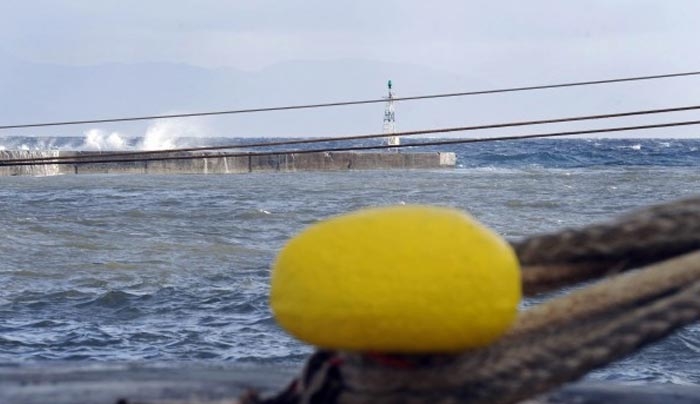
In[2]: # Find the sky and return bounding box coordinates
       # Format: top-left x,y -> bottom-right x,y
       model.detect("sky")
1,1 -> 700,140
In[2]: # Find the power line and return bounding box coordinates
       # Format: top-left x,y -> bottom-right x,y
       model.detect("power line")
2,70 -> 700,130
3,118 -> 700,167
5,104 -> 700,164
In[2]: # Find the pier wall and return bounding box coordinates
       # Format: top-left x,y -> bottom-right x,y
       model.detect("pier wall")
0,151 -> 456,176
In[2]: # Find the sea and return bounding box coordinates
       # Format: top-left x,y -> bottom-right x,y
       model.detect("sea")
1,136 -> 699,385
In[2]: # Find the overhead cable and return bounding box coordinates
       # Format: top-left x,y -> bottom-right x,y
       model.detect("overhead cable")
1,70 -> 700,130
5,104 -> 700,164
3,119 -> 700,167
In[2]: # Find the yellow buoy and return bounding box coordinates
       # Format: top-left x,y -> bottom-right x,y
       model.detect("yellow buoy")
270,205 -> 521,353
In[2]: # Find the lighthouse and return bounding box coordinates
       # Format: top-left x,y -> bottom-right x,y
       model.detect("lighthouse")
383,80 -> 399,148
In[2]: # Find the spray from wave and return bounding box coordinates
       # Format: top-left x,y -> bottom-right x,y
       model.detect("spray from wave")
81,129 -> 130,151
0,137 -> 63,151
0,117 -> 210,163
78,118 -> 206,151
138,119 -> 204,150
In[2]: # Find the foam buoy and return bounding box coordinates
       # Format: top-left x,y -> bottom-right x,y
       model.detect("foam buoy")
270,205 -> 521,353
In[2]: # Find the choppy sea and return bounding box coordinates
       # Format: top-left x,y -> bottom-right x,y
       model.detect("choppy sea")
1,136 -> 699,385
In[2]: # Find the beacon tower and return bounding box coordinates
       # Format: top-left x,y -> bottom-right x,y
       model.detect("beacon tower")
383,80 -> 399,148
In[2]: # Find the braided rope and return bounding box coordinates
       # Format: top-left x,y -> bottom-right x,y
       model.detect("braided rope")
513,250 -> 700,335
339,253 -> 700,404
451,281 -> 700,403
251,197 -> 700,404
516,196 -> 700,295
514,196 -> 700,266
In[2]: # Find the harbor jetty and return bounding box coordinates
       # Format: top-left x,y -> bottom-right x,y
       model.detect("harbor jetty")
0,150 -> 456,176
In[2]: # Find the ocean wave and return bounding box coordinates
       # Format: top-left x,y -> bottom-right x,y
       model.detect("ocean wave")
76,290 -> 140,308
2,156 -> 699,383
679,332 -> 700,354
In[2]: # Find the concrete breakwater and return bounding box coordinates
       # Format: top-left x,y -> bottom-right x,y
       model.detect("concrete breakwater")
0,150 -> 456,176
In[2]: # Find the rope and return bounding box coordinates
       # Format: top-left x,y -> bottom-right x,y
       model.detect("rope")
3,70 -> 700,131
332,254 -> 700,404
516,196 -> 700,295
3,118 -> 700,168
247,197 -> 700,404
452,280 -> 700,404
4,103 -> 700,165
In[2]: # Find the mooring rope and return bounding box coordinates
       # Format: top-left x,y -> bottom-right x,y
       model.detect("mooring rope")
516,196 -> 700,295
244,196 -> 700,404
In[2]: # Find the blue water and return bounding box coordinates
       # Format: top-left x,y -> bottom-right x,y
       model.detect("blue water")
1,137 -> 699,385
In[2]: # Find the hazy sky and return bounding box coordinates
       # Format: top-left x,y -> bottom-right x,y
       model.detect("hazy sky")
2,1 -> 699,73
2,1 -> 700,138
